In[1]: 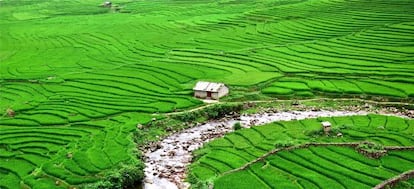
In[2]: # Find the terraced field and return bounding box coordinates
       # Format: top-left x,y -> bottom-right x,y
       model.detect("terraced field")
213,147 -> 414,189
1,0 -> 414,188
189,114 -> 414,188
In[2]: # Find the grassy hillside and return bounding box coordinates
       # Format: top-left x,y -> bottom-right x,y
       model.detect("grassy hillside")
0,0 -> 413,188
189,114 -> 414,188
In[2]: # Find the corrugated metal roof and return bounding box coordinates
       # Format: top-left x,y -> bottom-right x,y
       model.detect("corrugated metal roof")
193,81 -> 225,92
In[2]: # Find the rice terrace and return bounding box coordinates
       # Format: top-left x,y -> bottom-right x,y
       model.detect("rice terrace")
1,0 -> 414,189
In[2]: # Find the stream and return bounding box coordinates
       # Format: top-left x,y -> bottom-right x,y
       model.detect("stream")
142,110 -> 409,189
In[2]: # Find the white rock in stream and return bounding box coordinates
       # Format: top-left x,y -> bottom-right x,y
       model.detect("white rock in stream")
143,110 -> 379,189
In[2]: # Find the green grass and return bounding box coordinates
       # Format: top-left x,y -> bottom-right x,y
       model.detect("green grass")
189,115 -> 414,188
1,0 -> 414,188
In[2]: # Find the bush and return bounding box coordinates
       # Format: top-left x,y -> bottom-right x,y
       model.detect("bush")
204,104 -> 243,120
174,112 -> 198,122
357,142 -> 384,152
233,122 -> 242,130
172,103 -> 243,122
83,163 -> 144,189
275,140 -> 295,148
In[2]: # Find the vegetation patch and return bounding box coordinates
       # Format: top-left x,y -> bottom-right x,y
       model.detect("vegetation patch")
356,142 -> 387,159
171,103 -> 243,123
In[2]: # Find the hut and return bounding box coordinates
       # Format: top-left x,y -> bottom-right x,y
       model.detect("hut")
193,81 -> 229,100
321,121 -> 332,134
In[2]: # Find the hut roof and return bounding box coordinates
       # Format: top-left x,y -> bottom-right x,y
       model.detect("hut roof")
103,1 -> 112,6
193,81 -> 225,92
321,121 -> 332,127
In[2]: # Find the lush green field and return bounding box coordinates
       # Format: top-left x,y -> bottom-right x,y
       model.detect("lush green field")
213,147 -> 414,189
1,0 -> 414,188
189,114 -> 414,188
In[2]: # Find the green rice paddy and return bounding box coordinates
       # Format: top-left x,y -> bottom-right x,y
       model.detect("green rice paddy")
189,114 -> 414,188
1,0 -> 414,188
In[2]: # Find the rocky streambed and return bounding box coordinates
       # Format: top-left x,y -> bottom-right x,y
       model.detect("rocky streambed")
142,110 -> 410,189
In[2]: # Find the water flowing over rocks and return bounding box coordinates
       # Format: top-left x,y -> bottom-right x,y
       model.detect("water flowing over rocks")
142,110 -> 409,189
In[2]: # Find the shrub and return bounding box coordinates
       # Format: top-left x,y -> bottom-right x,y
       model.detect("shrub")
233,122 -> 242,130
172,103 -> 243,122
357,142 -> 384,152
204,104 -> 243,120
174,112 -> 198,122
275,140 -> 295,148
83,163 -> 144,189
